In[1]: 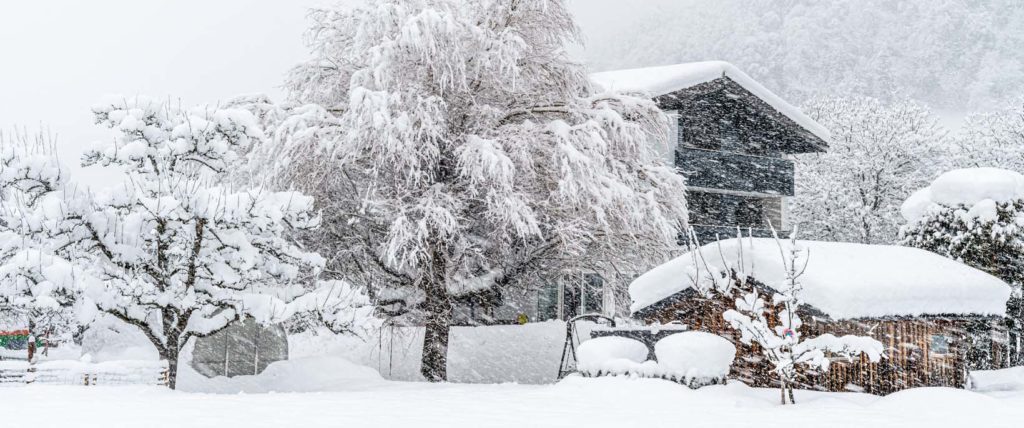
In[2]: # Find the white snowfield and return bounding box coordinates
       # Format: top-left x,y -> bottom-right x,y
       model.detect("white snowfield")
2,363 -> 1023,428
902,167 -> 1024,223
589,61 -> 831,142
629,238 -> 1011,319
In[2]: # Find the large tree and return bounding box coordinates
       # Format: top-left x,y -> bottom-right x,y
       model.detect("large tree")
266,0 -> 688,381
790,96 -> 948,244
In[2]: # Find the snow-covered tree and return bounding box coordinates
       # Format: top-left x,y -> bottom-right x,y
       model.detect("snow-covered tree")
900,168 -> 1024,367
790,96 -> 949,244
0,131 -> 87,358
955,99 -> 1024,172
265,0 -> 689,381
0,100 -> 378,388
721,231 -> 884,404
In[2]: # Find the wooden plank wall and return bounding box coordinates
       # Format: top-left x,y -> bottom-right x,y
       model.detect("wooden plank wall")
644,296 -> 978,394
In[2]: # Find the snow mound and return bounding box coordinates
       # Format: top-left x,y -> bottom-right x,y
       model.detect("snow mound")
970,367 -> 1024,392
629,238 -> 1011,319
654,332 -> 735,381
179,356 -> 384,394
590,61 -> 829,142
902,168 -> 1024,222
576,336 -> 653,376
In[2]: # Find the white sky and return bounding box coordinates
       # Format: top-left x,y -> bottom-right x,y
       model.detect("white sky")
0,0 -> 640,186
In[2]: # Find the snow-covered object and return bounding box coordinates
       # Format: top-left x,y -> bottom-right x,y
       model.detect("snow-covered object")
629,238 -> 1011,319
590,61 -> 830,142
654,332 -> 734,382
969,366 -> 1024,392
901,168 -> 1024,223
575,336 -> 652,376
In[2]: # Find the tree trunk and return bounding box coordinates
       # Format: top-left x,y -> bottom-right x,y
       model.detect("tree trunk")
27,318 -> 36,363
162,335 -> 181,390
421,279 -> 453,382
166,352 -> 179,390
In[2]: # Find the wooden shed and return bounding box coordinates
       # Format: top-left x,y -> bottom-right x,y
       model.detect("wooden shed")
629,239 -> 1014,395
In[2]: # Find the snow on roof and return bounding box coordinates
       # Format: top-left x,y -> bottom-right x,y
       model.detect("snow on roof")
629,238 -> 1011,319
902,168 -> 1024,222
589,61 -> 831,142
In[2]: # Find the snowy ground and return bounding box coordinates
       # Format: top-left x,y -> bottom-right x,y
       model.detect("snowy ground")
3,359 -> 1023,428
4,323 -> 1019,427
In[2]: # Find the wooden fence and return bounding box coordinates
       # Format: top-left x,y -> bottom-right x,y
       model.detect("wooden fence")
0,360 -> 168,386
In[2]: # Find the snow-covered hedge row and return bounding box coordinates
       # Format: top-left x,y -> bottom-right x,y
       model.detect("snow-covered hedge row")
575,332 -> 736,388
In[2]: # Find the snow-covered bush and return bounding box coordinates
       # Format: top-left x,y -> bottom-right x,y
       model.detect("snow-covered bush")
900,167 -> 1024,368
654,332 -> 734,385
575,336 -> 655,378
900,168 -> 1024,287
256,0 -> 689,381
721,232 -> 884,404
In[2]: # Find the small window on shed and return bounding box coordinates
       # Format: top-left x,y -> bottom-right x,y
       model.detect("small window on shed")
930,334 -> 951,355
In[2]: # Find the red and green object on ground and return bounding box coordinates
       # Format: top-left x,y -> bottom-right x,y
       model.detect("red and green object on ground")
0,330 -> 41,350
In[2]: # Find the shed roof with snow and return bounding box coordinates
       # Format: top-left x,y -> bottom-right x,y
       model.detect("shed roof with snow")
629,238 -> 1011,320
590,61 -> 830,145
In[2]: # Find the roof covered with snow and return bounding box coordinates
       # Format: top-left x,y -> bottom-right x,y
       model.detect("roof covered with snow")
902,168 -> 1024,223
589,61 -> 831,142
629,238 -> 1011,320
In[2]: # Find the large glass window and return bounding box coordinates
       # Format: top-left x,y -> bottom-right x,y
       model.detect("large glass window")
536,274 -> 605,320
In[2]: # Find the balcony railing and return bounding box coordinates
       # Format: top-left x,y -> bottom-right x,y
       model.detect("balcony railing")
675,147 -> 794,196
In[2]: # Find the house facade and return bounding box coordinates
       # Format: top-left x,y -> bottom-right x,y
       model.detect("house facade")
454,62 -> 828,325
591,61 -> 829,243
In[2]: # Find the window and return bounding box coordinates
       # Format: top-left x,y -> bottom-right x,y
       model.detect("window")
582,273 -> 604,314
536,282 -> 560,321
537,273 -> 606,321
930,334 -> 951,355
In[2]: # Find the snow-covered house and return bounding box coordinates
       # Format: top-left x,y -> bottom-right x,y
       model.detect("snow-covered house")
629,238 -> 1013,394
591,61 -> 829,243
459,61 -> 829,325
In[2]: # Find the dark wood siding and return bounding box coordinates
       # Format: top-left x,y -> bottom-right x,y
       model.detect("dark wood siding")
677,147 -> 794,196
635,290 -> 1001,395
658,78 -> 827,155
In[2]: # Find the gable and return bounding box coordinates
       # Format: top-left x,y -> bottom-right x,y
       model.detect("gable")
589,61 -> 829,148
